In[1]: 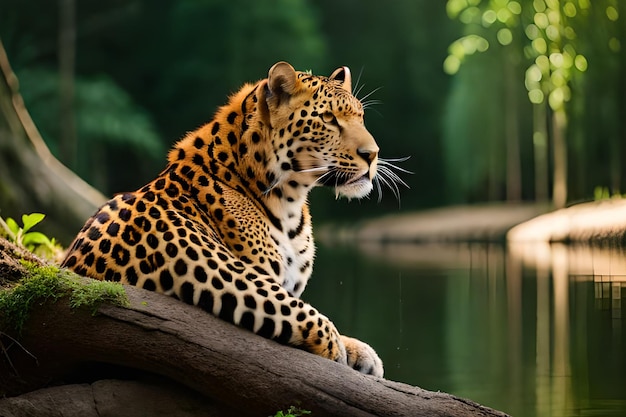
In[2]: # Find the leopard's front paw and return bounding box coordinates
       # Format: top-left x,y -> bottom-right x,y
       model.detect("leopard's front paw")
340,335 -> 384,377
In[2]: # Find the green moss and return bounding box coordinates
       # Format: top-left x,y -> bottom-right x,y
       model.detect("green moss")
0,262 -> 129,334
69,277 -> 128,311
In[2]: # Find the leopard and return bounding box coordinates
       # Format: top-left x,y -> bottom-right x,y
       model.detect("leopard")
62,61 -> 393,377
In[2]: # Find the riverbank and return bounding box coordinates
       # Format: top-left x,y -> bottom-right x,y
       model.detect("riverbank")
318,202 -> 550,244
318,199 -> 626,245
508,198 -> 626,242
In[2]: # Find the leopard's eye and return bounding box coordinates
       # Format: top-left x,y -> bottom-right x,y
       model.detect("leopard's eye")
321,111 -> 338,125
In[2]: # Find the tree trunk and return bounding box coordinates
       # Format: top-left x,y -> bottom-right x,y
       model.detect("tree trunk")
58,0 -> 77,170
613,16 -> 626,194
0,39 -> 105,244
504,49 -> 521,202
552,109 -> 568,209
533,102 -> 549,202
0,238 -> 509,417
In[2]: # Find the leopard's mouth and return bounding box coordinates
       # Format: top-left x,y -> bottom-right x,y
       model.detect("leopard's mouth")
319,171 -> 368,187
319,171 -> 373,199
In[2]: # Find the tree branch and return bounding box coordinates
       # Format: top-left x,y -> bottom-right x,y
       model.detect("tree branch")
0,39 -> 106,244
0,239 -> 508,417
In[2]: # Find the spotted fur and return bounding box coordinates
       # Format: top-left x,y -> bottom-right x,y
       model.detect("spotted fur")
62,62 -> 384,377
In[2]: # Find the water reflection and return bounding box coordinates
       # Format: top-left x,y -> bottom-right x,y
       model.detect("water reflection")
514,242 -> 626,416
308,241 -> 626,417
512,242 -> 626,320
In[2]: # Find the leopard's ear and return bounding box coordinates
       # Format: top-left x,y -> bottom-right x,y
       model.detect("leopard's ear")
267,61 -> 298,98
329,66 -> 352,93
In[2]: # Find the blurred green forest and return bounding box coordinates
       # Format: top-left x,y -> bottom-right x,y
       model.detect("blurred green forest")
0,0 -> 624,221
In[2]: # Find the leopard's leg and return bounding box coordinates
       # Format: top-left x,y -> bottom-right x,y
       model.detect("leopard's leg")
166,271 -> 383,377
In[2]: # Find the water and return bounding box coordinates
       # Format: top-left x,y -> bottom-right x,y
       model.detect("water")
306,241 -> 626,417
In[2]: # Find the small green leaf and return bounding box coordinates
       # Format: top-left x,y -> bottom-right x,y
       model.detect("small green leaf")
6,217 -> 20,235
21,213 -> 45,234
23,231 -> 52,247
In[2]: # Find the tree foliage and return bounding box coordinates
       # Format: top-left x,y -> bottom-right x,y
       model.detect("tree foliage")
0,0 -> 457,219
444,0 -> 625,205
0,0 -> 624,217
16,67 -> 164,191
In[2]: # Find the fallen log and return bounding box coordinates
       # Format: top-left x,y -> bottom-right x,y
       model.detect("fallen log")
0,240 -> 509,417
508,199 -> 626,243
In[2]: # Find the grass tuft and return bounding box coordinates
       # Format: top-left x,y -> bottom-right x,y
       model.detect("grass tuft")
271,406 -> 311,417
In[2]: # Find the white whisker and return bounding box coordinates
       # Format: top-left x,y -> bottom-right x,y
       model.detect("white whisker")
312,169 -> 335,187
374,176 -> 383,202
359,86 -> 382,103
362,99 -> 383,110
373,155 -> 411,205
297,166 -> 328,174
379,156 -> 412,163
262,178 -> 281,195
354,84 -> 366,100
352,67 -> 366,97
379,166 -> 409,188
377,168 -> 400,200
379,157 -> 413,174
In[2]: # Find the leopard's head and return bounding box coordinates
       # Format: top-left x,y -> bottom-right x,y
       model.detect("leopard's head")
257,62 -> 379,200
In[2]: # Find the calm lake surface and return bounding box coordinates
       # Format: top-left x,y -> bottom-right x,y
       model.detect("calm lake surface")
307,240 -> 626,417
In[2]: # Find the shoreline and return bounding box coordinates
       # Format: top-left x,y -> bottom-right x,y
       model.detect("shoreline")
317,199 -> 626,245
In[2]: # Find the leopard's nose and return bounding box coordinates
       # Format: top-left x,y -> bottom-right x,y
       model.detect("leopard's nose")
357,147 -> 379,165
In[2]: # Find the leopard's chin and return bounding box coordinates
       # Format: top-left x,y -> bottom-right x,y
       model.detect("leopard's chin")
335,176 -> 373,200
